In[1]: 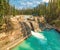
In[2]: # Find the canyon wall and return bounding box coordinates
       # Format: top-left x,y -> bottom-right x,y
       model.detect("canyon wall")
0,15 -> 46,49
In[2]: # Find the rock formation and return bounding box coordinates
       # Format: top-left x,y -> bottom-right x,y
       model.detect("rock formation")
0,15 -> 31,49
0,15 -> 46,49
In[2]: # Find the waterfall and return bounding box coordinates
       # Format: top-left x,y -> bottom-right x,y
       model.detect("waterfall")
19,22 -> 31,37
31,31 -> 52,50
31,31 -> 47,44
19,22 -> 27,37
29,22 -> 34,31
22,22 -> 31,35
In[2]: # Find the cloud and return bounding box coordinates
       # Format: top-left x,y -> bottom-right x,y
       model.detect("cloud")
36,1 -> 41,4
20,2 -> 26,5
26,2 -> 33,5
33,1 -> 41,4
9,0 -> 49,9
43,0 -> 49,3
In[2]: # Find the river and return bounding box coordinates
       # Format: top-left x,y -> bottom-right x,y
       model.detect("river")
12,29 -> 60,50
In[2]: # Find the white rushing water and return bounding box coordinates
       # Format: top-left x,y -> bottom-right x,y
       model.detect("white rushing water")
31,31 -> 47,40
31,31 -> 52,50
31,31 -> 47,44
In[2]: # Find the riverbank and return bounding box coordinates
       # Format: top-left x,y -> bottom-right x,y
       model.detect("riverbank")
55,28 -> 60,33
53,25 -> 60,33
1,34 -> 31,50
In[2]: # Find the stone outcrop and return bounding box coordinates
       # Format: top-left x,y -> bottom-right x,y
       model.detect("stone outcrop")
0,15 -> 31,49
54,26 -> 60,33
27,16 -> 42,32
0,15 -> 46,49
29,21 -> 41,32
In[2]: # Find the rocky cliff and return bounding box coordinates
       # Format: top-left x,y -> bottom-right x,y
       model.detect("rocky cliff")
0,15 -> 46,49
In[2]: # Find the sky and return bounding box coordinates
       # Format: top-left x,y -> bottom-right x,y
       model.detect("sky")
9,0 -> 49,9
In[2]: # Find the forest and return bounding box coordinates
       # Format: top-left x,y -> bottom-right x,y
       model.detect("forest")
0,0 -> 60,30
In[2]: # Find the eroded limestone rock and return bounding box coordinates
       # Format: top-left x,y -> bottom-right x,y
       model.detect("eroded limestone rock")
0,15 -> 47,49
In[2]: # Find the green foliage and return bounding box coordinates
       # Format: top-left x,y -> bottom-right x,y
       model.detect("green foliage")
0,0 -> 60,28
54,20 -> 60,27
0,0 -> 19,26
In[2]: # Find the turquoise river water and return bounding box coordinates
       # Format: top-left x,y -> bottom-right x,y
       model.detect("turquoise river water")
12,29 -> 60,50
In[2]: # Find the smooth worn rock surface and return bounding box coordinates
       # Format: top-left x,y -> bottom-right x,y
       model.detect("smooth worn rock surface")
0,15 -> 46,49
